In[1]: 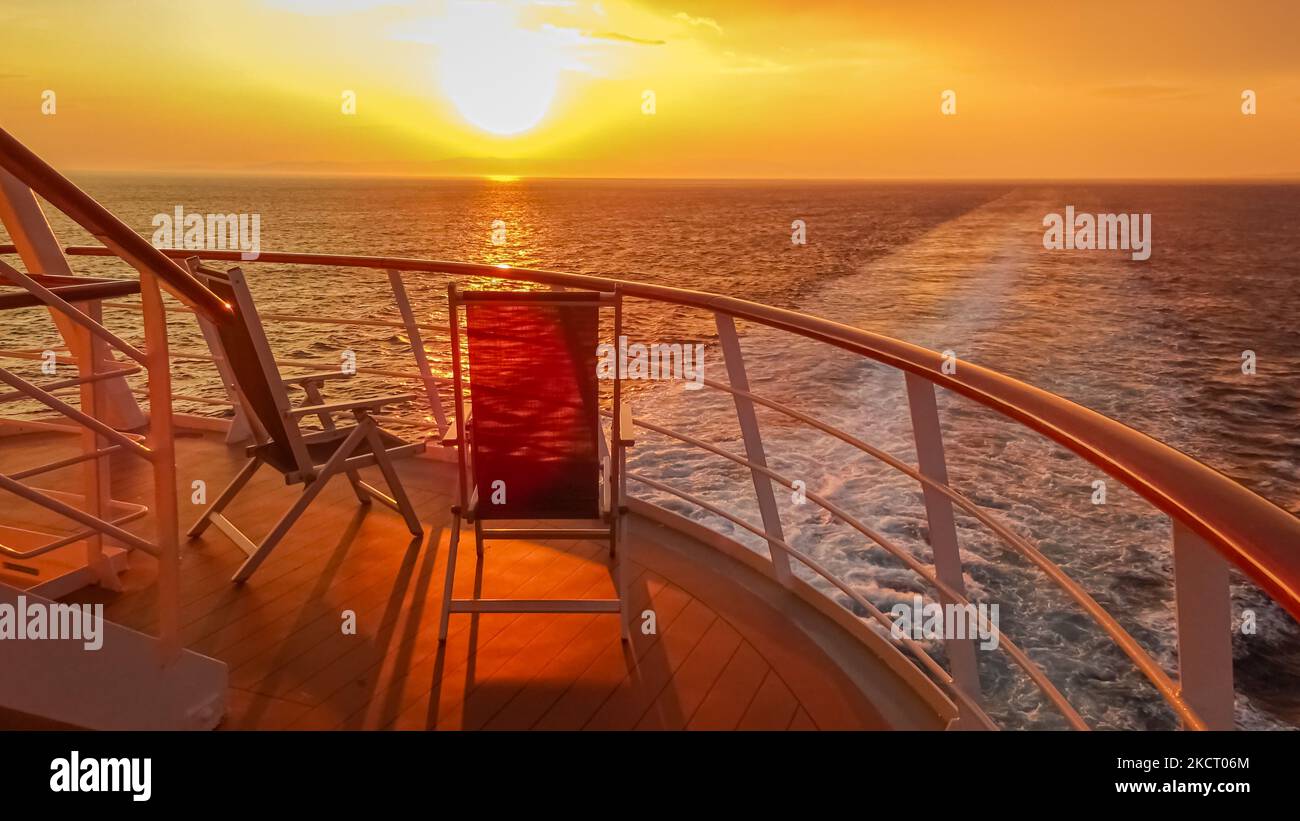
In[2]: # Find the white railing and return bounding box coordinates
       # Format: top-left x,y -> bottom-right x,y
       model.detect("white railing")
23,246 -> 1297,730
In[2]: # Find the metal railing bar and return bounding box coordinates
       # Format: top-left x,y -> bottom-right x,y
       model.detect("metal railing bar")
139,391 -> 230,407
161,347 -> 445,386
623,414 -> 1094,729
0,366 -> 151,459
715,312 -> 793,581
62,245 -> 1296,621
693,376 -> 1204,727
369,413 -> 439,429
103,300 -> 441,333
0,365 -> 142,405
0,349 -> 78,365
0,504 -> 149,560
9,445 -> 122,480
625,469 -> 1000,729
0,259 -> 148,365
0,128 -> 232,323
0,473 -> 158,556
387,269 -> 449,435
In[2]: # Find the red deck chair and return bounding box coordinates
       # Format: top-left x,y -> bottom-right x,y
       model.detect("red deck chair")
184,262 -> 425,583
438,284 -> 633,641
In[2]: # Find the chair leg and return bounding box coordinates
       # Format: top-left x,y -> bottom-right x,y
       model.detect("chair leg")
438,511 -> 462,642
363,423 -> 422,536
305,381 -> 369,505
231,474 -> 332,583
474,517 -> 484,559
231,424 -> 369,583
617,514 -> 630,643
188,457 -> 261,538
344,468 -> 371,505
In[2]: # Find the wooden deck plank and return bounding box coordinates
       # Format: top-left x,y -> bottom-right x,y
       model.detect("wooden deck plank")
222,687 -> 313,730
449,553 -> 632,729
294,539 -> 608,729
439,564 -> 618,730
262,537 -> 597,705
1,429 -> 895,731
634,520 -> 892,729
788,706 -> 817,730
686,640 -> 771,730
635,617 -> 742,730
384,545 -> 616,730
737,670 -> 800,730
583,597 -> 718,730
482,567 -> 650,730
531,572 -> 696,730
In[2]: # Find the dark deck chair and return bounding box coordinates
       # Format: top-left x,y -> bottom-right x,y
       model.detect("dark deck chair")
438,284 -> 633,641
184,260 -> 425,583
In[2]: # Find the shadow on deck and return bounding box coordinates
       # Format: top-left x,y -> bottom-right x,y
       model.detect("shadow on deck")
3,428 -> 944,730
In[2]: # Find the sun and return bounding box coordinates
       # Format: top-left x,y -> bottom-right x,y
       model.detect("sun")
434,4 -> 566,136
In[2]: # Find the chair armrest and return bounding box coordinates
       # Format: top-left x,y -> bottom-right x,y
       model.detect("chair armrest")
441,405 -> 473,447
286,393 -> 417,418
617,398 -> 635,447
282,371 -> 354,389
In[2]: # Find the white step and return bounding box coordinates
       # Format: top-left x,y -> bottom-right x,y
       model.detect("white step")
0,583 -> 227,730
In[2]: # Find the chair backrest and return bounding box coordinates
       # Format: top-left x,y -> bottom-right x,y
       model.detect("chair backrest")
450,287 -> 617,520
193,263 -> 310,475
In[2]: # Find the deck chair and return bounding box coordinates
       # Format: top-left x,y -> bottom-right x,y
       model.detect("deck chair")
184,261 -> 425,583
438,284 -> 633,642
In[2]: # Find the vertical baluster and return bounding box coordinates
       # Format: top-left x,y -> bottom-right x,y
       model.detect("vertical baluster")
904,372 -> 982,718
715,313 -> 792,583
139,269 -> 181,665
388,269 -> 449,437
1173,522 -> 1235,729
73,300 -> 120,590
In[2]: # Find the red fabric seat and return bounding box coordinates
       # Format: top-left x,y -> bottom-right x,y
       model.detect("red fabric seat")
464,296 -> 602,520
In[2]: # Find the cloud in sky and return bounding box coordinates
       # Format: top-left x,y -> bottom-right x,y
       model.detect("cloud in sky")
673,11 -> 722,35
583,30 -> 665,45
263,0 -> 403,14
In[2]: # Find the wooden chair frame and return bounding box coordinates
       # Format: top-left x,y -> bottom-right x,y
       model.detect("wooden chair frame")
438,284 -> 633,641
184,262 -> 424,583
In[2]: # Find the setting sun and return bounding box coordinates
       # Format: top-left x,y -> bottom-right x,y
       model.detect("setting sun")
431,3 -> 565,135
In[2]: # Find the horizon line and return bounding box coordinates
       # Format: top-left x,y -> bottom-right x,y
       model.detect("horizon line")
63,168 -> 1300,184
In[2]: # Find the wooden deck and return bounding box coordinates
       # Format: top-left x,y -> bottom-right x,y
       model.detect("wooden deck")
1,426 -> 907,731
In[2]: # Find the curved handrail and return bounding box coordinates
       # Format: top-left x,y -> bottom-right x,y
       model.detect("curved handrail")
0,128 -> 231,323
688,377 -> 1206,725
44,244 -> 1300,622
626,470 -> 1004,730
623,419 -> 1099,729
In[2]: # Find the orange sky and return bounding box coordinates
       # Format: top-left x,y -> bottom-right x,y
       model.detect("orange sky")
1,0 -> 1298,179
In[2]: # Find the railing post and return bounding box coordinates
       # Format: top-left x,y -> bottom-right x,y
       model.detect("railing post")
714,313 -> 792,583
71,300 -> 121,590
904,372 -> 982,717
387,269 -> 449,437
139,270 -> 181,664
0,169 -> 144,429
1173,522 -> 1235,729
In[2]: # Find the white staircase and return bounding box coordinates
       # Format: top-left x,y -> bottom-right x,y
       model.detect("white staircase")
0,582 -> 227,730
